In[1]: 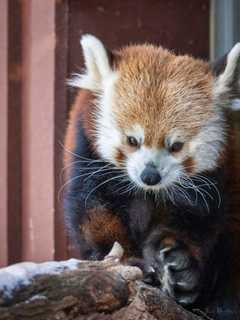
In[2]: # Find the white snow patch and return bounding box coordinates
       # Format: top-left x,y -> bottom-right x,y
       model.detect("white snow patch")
26,294 -> 47,303
230,99 -> 240,111
0,258 -> 80,300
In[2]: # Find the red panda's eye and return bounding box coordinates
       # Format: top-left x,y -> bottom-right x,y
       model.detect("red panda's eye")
170,141 -> 184,152
127,136 -> 139,148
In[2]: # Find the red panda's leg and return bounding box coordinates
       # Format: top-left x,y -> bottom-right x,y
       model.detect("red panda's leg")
79,207 -> 133,259
142,226 -> 217,306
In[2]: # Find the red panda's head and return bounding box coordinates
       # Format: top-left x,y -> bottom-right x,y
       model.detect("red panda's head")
69,35 -> 240,192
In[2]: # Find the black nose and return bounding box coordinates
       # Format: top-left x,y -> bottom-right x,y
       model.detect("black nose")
140,164 -> 161,186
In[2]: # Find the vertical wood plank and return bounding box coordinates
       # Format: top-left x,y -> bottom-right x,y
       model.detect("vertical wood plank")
54,0 -> 69,260
0,0 -> 8,267
21,0 -> 56,261
8,0 -> 23,265
68,0 -> 209,80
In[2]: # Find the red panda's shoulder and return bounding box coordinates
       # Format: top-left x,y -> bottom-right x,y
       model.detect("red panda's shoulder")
64,89 -> 96,169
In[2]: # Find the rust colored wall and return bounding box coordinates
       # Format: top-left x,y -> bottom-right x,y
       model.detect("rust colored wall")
68,0 -> 209,79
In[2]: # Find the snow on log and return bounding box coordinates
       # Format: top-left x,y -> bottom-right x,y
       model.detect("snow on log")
0,259 -> 80,300
0,242 -> 203,320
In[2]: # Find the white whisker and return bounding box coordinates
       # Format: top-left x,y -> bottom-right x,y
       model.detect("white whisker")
58,172 -> 98,202
84,173 -> 129,208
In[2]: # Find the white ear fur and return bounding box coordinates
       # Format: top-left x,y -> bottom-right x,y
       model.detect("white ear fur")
214,43 -> 240,101
81,34 -> 112,80
68,34 -> 113,91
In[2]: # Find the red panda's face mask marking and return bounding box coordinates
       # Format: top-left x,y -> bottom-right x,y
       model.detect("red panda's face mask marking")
108,123 -> 224,191
120,125 -> 187,190
94,98 -> 225,192
69,35 -> 240,193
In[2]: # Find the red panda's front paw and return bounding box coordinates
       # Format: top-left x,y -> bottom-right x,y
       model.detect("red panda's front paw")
156,245 -> 201,305
143,236 -> 202,306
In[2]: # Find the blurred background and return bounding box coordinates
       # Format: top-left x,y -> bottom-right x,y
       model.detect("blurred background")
0,0 -> 239,267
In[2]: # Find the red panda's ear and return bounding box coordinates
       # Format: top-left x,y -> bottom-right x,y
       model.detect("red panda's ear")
212,43 -> 240,109
68,34 -> 115,92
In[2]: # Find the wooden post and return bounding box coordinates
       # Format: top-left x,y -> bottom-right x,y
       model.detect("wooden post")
54,0 -> 69,260
0,0 -> 8,267
21,0 -> 56,261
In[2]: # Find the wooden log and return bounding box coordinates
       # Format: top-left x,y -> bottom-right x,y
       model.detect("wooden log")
0,243 -> 204,320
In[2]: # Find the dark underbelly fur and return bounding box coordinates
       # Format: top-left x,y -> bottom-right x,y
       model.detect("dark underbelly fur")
64,121 -> 240,320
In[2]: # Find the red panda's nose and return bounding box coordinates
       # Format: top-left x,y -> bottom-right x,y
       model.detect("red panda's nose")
140,163 -> 161,186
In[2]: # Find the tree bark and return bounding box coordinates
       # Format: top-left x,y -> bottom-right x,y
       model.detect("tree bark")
0,243 -> 205,320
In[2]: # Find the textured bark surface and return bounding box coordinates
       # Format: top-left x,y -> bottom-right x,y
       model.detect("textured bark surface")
0,243 -> 204,320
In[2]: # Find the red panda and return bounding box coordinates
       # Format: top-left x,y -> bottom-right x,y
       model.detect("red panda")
63,35 -> 240,319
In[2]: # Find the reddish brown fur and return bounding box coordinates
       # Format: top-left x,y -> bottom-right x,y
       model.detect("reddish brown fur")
115,148 -> 125,163
64,90 -> 96,179
113,45 -> 214,148
81,208 -> 131,256
182,157 -> 195,174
